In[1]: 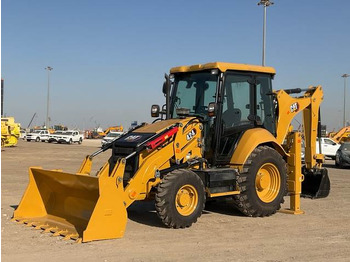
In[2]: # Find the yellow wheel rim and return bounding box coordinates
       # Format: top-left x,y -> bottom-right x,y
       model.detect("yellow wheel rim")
175,184 -> 198,216
255,163 -> 281,203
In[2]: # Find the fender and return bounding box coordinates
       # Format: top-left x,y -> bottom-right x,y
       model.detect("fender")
230,128 -> 288,167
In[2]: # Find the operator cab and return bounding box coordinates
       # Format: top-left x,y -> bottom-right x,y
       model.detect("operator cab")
167,62 -> 276,165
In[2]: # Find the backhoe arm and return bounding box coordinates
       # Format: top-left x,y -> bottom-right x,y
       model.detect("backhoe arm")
275,85 -> 324,169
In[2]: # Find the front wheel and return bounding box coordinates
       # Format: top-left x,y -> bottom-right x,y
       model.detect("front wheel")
155,169 -> 205,228
78,138 -> 82,144
35,137 -> 40,142
233,146 -> 287,217
68,139 -> 72,144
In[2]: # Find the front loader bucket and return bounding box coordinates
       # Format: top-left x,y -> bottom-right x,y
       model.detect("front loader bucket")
301,168 -> 330,199
13,164 -> 127,242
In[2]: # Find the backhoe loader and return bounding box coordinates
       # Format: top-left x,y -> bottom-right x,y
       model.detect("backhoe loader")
1,117 -> 21,147
13,62 -> 330,242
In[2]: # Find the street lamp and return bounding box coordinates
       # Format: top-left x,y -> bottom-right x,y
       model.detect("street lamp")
258,0 -> 274,66
342,74 -> 349,127
45,66 -> 53,129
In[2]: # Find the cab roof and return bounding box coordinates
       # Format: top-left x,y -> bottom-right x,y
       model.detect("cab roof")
170,62 -> 276,75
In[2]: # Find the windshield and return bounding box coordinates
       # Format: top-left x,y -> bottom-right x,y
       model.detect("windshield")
32,130 -> 41,134
107,132 -> 121,138
65,132 -> 73,135
341,143 -> 350,151
171,72 -> 218,118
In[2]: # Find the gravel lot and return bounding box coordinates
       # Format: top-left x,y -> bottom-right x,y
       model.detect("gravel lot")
2,139 -> 350,262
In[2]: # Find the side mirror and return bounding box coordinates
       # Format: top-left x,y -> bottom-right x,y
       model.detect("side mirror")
207,102 -> 217,117
162,74 -> 171,95
163,73 -> 171,119
151,104 -> 160,117
162,81 -> 167,95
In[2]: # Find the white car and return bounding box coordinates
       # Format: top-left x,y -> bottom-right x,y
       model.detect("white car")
101,132 -> 123,147
20,130 -> 27,140
26,130 -> 50,142
316,137 -> 341,159
48,130 -> 84,144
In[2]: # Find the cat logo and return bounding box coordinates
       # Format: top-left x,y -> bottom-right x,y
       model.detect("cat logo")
125,135 -> 141,142
290,102 -> 299,113
186,129 -> 196,141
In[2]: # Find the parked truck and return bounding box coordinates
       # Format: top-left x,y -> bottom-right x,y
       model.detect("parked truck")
26,129 -> 50,142
48,130 -> 84,144
48,130 -> 83,144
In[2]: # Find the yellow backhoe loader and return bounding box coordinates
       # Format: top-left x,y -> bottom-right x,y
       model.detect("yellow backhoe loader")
13,62 -> 330,242
328,126 -> 350,143
1,117 -> 21,147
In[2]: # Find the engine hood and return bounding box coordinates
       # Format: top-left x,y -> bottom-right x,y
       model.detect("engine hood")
115,118 -> 196,148
135,119 -> 181,133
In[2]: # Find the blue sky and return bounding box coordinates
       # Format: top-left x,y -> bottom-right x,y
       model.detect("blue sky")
1,0 -> 350,131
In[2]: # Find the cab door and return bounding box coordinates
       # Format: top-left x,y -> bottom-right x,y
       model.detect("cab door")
214,72 -> 275,165
41,131 -> 49,141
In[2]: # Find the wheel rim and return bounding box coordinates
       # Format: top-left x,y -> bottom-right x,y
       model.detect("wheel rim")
175,184 -> 198,216
255,163 -> 281,203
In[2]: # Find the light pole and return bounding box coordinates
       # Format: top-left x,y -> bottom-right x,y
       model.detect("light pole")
342,74 -> 349,127
258,0 -> 274,66
45,66 -> 53,129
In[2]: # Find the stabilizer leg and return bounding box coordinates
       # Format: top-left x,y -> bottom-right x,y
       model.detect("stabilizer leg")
280,132 -> 305,215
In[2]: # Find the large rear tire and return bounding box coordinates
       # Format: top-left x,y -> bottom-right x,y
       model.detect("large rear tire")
233,146 -> 287,217
155,169 -> 205,228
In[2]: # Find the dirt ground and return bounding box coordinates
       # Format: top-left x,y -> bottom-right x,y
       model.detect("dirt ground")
1,139 -> 350,262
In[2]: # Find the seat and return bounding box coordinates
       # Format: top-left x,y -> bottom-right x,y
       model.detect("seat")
222,108 -> 241,127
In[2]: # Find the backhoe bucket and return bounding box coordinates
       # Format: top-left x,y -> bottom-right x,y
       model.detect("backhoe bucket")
13,163 -> 127,242
301,168 -> 330,199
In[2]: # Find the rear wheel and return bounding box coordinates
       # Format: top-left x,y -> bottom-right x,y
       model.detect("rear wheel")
233,146 -> 287,217
335,155 -> 340,167
155,169 -> 205,228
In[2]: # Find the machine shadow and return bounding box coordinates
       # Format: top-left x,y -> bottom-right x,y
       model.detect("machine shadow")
127,199 -> 244,228
127,201 -> 166,228
204,199 -> 245,217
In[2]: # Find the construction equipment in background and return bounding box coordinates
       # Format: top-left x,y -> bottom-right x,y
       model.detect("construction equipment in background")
47,125 -> 69,134
328,126 -> 350,143
104,125 -> 123,135
53,125 -> 68,131
27,113 -> 37,129
13,62 -> 330,243
84,125 -> 124,139
1,117 -> 21,147
84,129 -> 104,139
99,125 -> 124,137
